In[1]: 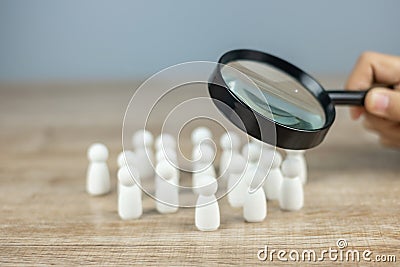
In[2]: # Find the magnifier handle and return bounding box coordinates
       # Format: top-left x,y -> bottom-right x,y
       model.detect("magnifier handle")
328,90 -> 368,106
329,85 -> 395,106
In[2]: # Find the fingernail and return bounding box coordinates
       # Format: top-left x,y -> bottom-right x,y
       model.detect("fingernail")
350,107 -> 362,120
370,92 -> 389,114
350,109 -> 358,120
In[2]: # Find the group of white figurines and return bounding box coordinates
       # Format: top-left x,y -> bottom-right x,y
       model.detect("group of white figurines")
86,127 -> 307,232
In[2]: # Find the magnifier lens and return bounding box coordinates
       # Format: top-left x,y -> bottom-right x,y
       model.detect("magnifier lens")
221,60 -> 326,131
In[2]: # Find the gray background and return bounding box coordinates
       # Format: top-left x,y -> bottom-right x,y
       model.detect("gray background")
0,0 -> 399,82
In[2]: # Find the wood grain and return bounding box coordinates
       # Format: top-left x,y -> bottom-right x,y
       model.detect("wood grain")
0,80 -> 399,266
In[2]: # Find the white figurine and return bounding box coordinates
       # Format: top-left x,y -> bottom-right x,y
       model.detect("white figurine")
156,148 -> 176,162
192,143 -> 216,193
242,141 -> 262,163
132,130 -> 155,180
242,136 -> 273,156
116,150 -> 136,194
241,143 -> 251,159
285,150 -> 307,184
155,133 -> 178,170
155,133 -> 176,151
195,175 -> 220,231
117,165 -> 142,220
219,131 -> 241,181
156,147 -> 178,165
244,142 -> 262,171
263,151 -> 283,200
192,142 -> 215,172
227,153 -> 247,207
155,161 -> 179,214
86,143 -> 111,196
156,148 -> 179,184
117,150 -> 140,195
226,143 -> 261,207
191,127 -> 215,164
117,150 -> 136,168
279,157 -> 304,211
191,127 -> 213,146
243,167 -> 267,222
191,127 -> 214,164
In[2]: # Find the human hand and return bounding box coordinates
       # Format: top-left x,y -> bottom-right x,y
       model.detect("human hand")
345,51 -> 400,148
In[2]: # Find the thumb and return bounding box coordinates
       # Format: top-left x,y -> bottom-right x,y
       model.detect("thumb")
365,88 -> 400,121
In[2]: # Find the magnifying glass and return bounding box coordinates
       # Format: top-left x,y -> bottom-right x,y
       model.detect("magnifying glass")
208,49 -> 387,150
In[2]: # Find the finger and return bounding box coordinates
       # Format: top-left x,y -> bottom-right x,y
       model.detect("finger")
365,87 -> 400,121
349,84 -> 400,120
346,53 -> 374,120
346,52 -> 400,120
363,120 -> 389,133
370,53 -> 400,85
377,124 -> 400,141
345,52 -> 373,91
362,113 -> 397,132
363,113 -> 400,141
379,137 -> 400,149
346,51 -> 400,90
350,107 -> 365,120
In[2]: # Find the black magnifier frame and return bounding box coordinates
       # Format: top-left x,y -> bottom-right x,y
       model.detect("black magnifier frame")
208,49 -> 369,150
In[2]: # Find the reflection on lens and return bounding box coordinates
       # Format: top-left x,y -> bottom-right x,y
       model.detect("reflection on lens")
243,89 -> 313,130
221,60 -> 326,130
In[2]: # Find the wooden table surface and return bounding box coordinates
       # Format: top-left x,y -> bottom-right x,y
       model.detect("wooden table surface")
0,79 -> 399,266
